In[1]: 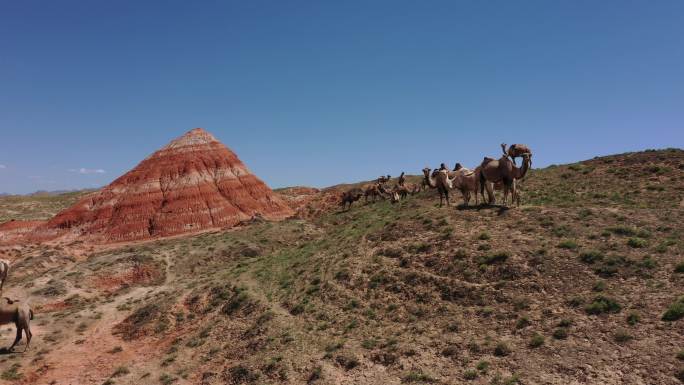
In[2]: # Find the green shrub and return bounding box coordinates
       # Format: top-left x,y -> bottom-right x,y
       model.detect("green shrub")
335,354 -> 359,370
529,333 -> 544,348
552,328 -> 568,340
479,251 -> 510,265
558,319 -> 572,327
494,342 -> 511,356
626,312 -> 640,326
567,296 -> 583,307
580,251 -> 604,264
558,240 -> 578,250
607,226 -> 636,236
516,316 -> 531,329
159,374 -> 177,385
592,281 -> 606,292
639,256 -> 656,269
585,296 -> 621,315
402,371 -> 436,383
674,261 -> 684,273
613,329 -> 632,343
662,296 -> 684,321
463,369 -> 478,380
627,237 -> 647,248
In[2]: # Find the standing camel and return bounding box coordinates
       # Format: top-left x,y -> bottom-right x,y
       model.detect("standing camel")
450,166 -> 480,206
340,188 -> 364,210
0,298 -> 33,352
422,168 -> 453,207
479,153 -> 531,206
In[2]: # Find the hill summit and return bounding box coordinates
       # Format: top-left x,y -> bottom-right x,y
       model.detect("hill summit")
32,128 -> 293,243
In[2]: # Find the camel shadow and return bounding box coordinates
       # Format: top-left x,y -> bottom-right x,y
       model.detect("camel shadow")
457,204 -> 510,215
0,347 -> 15,355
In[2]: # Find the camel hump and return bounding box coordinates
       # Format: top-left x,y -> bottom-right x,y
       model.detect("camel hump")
482,157 -> 494,164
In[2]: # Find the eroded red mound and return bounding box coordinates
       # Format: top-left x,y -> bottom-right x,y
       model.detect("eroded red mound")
30,128 -> 293,243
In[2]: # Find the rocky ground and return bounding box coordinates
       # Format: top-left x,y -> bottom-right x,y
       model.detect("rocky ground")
0,149 -> 682,384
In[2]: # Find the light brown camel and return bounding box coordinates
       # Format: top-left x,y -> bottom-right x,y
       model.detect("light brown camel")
391,183 -> 420,200
364,183 -> 389,203
0,260 -> 9,293
340,188 -> 364,210
479,153 -> 531,206
422,167 -> 453,207
0,298 -> 33,352
501,143 -> 532,166
449,166 -> 480,206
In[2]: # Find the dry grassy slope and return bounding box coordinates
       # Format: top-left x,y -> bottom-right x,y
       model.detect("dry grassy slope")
0,149 -> 683,385
0,190 -> 95,223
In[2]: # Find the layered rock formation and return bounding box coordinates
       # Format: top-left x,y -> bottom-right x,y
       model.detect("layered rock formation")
30,128 -> 293,243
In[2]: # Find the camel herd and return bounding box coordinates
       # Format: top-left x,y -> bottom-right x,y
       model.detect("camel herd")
0,260 -> 34,352
341,143 -> 532,210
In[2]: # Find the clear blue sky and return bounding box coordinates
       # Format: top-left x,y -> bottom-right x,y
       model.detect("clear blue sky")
1,1 -> 682,194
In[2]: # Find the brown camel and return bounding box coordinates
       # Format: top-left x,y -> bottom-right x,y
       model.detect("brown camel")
0,298 -> 33,352
422,167 -> 453,207
340,188 -> 364,210
501,143 -> 532,166
397,172 -> 406,186
479,153 -> 531,206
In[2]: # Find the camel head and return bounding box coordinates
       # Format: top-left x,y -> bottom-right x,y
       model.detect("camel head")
522,152 -> 532,167
422,168 -> 431,178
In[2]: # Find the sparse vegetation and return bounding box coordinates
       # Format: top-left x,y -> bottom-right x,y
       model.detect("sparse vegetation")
662,296 -> 684,321
402,370 -> 436,383
529,333 -> 545,348
585,296 -> 622,315
558,240 -> 578,250
1,364 -> 22,380
627,237 -> 648,248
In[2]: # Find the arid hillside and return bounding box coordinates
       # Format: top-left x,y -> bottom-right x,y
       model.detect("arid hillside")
0,149 -> 682,385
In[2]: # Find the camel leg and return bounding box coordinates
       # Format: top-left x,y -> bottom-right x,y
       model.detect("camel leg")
502,185 -> 508,206
511,180 -> 517,208
445,190 -> 450,207
24,326 -> 31,352
485,183 -> 495,205
9,327 -> 21,351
